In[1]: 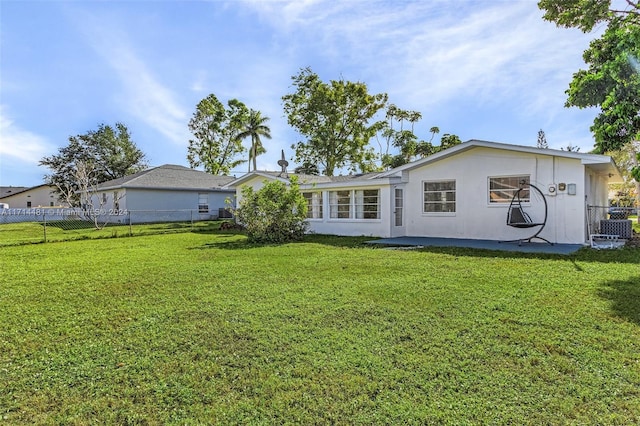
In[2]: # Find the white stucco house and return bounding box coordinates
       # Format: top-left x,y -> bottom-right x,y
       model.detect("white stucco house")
226,140 -> 622,245
0,185 -> 67,209
92,164 -> 235,222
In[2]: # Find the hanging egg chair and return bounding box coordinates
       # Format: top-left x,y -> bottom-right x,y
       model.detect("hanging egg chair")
503,180 -> 552,245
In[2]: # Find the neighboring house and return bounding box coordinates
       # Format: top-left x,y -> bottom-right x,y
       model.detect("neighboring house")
227,140 -> 622,245
91,164 -> 235,222
0,185 -> 67,209
1,186 -> 28,199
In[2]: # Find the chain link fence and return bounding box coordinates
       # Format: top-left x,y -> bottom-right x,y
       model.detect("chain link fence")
0,208 -> 235,246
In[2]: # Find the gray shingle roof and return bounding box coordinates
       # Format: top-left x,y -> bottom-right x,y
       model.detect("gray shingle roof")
249,171 -> 383,184
96,164 -> 235,191
0,186 -> 30,198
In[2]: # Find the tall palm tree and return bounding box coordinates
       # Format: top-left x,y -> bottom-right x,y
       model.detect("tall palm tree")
237,110 -> 271,172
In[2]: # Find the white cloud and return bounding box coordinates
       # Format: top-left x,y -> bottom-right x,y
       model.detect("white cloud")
73,11 -> 191,146
241,1 -> 594,112
190,70 -> 209,93
0,106 -> 53,164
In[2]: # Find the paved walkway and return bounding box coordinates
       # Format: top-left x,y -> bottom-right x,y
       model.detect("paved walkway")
366,237 -> 584,255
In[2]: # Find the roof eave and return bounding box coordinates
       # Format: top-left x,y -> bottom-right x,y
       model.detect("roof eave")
99,185 -> 235,192
298,176 -> 401,189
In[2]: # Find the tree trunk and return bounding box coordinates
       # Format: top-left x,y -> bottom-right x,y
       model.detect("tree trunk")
252,144 -> 257,172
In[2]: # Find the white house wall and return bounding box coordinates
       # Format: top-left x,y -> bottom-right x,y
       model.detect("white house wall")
304,185 -> 393,237
235,175 -> 394,238
1,186 -> 64,209
549,157 -> 583,243
403,147 -> 589,244
231,146 -> 614,244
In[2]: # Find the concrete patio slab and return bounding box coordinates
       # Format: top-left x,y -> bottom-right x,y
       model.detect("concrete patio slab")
366,237 -> 584,255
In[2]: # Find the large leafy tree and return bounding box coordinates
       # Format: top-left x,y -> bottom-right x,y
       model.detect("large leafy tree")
187,94 -> 248,175
378,105 -> 430,169
567,21 -> 640,153
439,133 -> 462,150
375,105 -> 462,169
538,0 -> 639,32
608,141 -> 640,212
39,122 -> 147,206
282,67 -> 388,176
237,109 -> 271,172
539,0 -> 640,153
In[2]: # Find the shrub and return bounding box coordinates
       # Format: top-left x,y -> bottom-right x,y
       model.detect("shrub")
234,177 -> 308,243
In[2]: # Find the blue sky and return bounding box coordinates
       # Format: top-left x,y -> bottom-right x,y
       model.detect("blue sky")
1,0 -> 602,187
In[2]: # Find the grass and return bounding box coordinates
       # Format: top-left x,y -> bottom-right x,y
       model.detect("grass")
1,231 -> 639,424
0,220 -> 223,246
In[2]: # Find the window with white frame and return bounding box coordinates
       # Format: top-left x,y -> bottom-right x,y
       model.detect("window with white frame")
329,190 -> 351,219
394,188 -> 403,226
423,180 -> 456,213
329,189 -> 380,219
355,189 -> 380,219
303,192 -> 323,219
198,193 -> 209,213
489,175 -> 529,203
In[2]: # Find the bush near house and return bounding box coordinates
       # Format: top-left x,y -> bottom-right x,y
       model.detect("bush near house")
234,177 -> 308,243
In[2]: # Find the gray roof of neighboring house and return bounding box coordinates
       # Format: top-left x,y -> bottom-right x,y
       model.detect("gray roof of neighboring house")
96,164 -> 235,192
0,186 -> 30,198
0,185 -> 51,199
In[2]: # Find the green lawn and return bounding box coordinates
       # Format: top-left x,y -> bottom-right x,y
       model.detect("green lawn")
1,232 -> 639,424
0,220 -> 222,246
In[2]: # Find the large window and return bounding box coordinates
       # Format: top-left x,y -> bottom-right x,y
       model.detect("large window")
329,190 -> 351,218
355,189 -> 380,219
329,189 -> 380,219
423,180 -> 456,213
303,192 -> 323,219
489,175 -> 529,203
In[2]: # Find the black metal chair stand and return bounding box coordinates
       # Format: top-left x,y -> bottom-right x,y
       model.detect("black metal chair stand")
502,181 -> 552,245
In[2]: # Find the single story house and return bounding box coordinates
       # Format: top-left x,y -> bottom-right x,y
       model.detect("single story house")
0,184 -> 67,209
1,186 -> 29,199
92,164 -> 235,223
226,140 -> 622,245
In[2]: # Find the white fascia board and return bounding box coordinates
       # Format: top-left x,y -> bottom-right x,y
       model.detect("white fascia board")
298,176 -> 401,190
580,155 -> 615,165
102,185 -> 234,192
377,139 -> 618,177
224,172 -> 283,188
94,184 -> 122,191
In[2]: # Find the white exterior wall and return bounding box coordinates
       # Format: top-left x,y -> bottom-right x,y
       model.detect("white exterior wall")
230,146 -> 615,244
403,147 -> 589,244
304,184 -> 393,237
234,176 -> 394,238
549,157 -> 586,244
90,189 -> 128,211
1,186 -> 65,208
